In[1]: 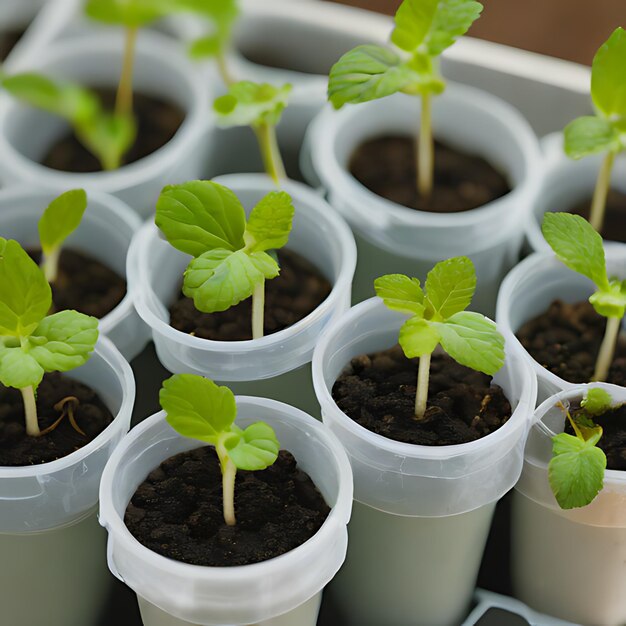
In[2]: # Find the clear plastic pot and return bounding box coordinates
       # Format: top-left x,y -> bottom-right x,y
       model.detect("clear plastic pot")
312,297 -> 537,625
0,336 -> 135,626
0,185 -> 149,361
0,31 -> 211,216
496,246 -> 626,403
99,397 -> 353,626
302,84 -> 541,314
512,383 -> 626,626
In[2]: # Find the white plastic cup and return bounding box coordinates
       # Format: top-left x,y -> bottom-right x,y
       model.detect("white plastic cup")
0,31 -> 211,217
496,246 -> 626,403
527,132 -> 626,253
0,336 -> 135,626
0,186 -> 150,361
312,297 -> 537,625
302,85 -> 541,314
512,383 -> 626,626
99,397 -> 353,626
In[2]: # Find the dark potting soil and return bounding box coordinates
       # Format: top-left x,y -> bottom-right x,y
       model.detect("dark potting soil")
567,188 -> 626,244
28,248 -> 126,319
169,248 -> 332,341
0,372 -> 114,466
568,402 -> 626,471
125,447 -> 330,567
0,29 -> 25,61
516,299 -> 626,386
41,89 -> 185,173
349,135 -> 510,212
332,345 -> 512,446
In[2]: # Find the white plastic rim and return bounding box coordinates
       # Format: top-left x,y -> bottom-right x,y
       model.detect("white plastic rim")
304,84 -> 541,259
526,132 -> 626,253
0,185 -> 149,361
516,382 -> 626,527
0,336 -> 135,533
127,174 -> 357,381
99,398 -> 353,626
0,0 -> 47,71
312,297 -> 537,517
0,31 -> 211,215
496,246 -> 626,400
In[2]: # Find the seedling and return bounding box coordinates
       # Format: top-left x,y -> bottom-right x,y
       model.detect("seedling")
563,27 -> 626,233
0,239 -> 98,437
160,373 -> 279,525
156,180 -> 294,339
38,189 -> 88,284
375,256 -> 504,419
214,81 -> 292,184
548,387 -> 614,509
542,212 -> 626,382
328,0 -> 483,198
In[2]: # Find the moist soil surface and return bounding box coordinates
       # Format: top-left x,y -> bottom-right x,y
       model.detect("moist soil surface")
349,135 -> 510,212
568,188 -> 626,244
125,447 -> 330,567
41,89 -> 185,173
0,372 -> 114,466
516,299 -> 626,385
169,248 -> 332,341
28,248 -> 126,319
332,345 -> 512,445
0,28 -> 24,61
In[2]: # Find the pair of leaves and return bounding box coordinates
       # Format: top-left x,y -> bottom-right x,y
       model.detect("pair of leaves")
548,388 -> 613,510
542,212 -> 626,319
160,374 -> 279,472
328,0 -> 482,109
156,181 -> 294,314
564,27 -> 626,159
375,256 -> 504,375
0,239 -> 98,390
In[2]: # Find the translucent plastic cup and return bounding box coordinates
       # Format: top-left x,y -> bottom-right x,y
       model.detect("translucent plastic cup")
0,337 -> 135,626
512,383 -> 626,626
0,31 -> 211,216
302,84 -> 540,314
312,297 -> 536,625
496,246 -> 626,403
0,0 -> 48,71
99,398 -> 353,626
0,186 -> 149,360
127,174 -> 356,414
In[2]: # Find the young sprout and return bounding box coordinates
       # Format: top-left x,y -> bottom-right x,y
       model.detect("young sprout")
38,189 -> 88,284
214,81 -> 292,185
156,180 -> 294,339
548,387 -> 613,509
1,73 -> 136,170
0,239 -> 98,437
563,27 -> 626,233
328,0 -> 483,198
375,256 -> 504,419
542,212 -> 626,382
160,373 -> 279,526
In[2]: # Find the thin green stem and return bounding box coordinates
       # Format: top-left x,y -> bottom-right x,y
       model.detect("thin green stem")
415,352 -> 431,420
115,26 -> 138,119
592,315 -> 621,382
254,123 -> 286,186
21,386 -> 40,437
252,280 -> 265,340
41,247 -> 60,284
589,151 -> 615,233
217,52 -> 235,86
418,92 -> 433,199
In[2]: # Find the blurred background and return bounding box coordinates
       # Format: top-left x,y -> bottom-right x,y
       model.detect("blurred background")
332,0 -> 624,65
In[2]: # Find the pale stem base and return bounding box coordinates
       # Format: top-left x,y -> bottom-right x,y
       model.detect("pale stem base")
222,458 -> 237,526
592,315 -> 621,382
42,247 -> 60,285
116,26 -> 138,118
252,281 -> 265,340
21,385 -> 40,437
415,352 -> 431,419
254,123 -> 286,186
418,92 -> 433,199
217,52 -> 235,86
589,151 -> 615,232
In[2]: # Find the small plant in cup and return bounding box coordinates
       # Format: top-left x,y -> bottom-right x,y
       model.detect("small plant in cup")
328,0 -> 483,198
160,373 -> 279,525
542,212 -> 626,382
156,180 -> 294,339
375,256 -> 504,418
0,239 -> 98,437
563,27 -> 626,233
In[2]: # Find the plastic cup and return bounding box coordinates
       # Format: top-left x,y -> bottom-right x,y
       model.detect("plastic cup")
312,297 -> 537,625
302,84 -> 540,314
512,383 -> 626,626
99,397 -> 353,626
0,31 -> 211,216
0,185 -> 149,361
0,337 -> 135,626
0,0 -> 48,71
496,246 -> 626,403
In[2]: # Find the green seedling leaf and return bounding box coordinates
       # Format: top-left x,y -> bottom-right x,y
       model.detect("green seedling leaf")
244,191 -> 295,252
424,0 -> 484,56
399,317 -> 440,357
38,189 -> 87,258
391,0 -> 438,52
591,27 -> 626,119
581,387 -> 613,416
227,422 -> 281,471
374,274 -> 425,316
424,256 -> 476,320
85,0 -> 175,26
76,112 -> 136,172
563,116 -> 622,160
182,0 -> 239,58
